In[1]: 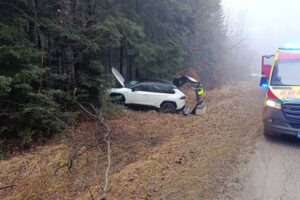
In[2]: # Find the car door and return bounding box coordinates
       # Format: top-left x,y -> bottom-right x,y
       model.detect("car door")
140,83 -> 175,107
126,83 -> 152,105
147,84 -> 175,107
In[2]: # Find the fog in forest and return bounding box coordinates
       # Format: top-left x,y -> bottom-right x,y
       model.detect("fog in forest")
222,0 -> 300,55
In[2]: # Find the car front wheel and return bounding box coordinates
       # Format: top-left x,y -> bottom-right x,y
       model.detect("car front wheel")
111,94 -> 125,105
160,102 -> 176,114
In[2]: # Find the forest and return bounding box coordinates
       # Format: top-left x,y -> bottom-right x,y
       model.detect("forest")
0,0 -> 249,150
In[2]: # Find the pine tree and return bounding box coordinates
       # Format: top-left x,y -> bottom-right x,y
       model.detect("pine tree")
0,0 -> 229,148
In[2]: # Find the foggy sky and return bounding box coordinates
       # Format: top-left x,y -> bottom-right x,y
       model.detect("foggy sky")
222,0 -> 300,55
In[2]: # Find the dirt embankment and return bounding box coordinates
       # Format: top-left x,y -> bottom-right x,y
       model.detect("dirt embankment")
0,81 -> 265,200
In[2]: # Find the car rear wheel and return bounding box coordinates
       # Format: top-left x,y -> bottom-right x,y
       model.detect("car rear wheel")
160,102 -> 176,114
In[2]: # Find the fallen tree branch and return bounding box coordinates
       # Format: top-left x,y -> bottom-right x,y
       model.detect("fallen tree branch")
76,102 -> 111,200
0,184 -> 14,190
69,170 -> 95,200
101,139 -> 111,200
54,144 -> 98,175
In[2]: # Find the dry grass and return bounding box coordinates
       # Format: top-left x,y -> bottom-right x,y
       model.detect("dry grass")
0,81 -> 265,200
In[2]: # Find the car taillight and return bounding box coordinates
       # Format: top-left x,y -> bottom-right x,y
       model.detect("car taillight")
180,96 -> 187,100
267,89 -> 279,100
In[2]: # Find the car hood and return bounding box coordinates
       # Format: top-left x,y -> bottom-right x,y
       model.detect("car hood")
112,67 -> 125,87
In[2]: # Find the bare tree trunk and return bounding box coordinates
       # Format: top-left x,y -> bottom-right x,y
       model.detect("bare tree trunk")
119,44 -> 124,76
107,47 -> 112,72
28,21 -> 38,44
136,0 -> 141,14
114,48 -> 117,68
129,56 -> 135,80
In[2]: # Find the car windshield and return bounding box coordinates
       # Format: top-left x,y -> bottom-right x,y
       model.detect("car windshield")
126,80 -> 140,88
271,59 -> 300,86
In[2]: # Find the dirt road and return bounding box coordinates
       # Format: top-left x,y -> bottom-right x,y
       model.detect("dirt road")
234,135 -> 300,200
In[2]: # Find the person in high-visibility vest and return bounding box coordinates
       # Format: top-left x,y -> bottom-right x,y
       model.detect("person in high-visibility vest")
195,83 -> 204,106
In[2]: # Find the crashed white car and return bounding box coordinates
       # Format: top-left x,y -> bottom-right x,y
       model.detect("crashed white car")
108,68 -> 186,113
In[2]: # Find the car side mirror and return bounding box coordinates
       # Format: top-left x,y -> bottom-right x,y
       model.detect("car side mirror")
131,88 -> 135,92
260,76 -> 269,88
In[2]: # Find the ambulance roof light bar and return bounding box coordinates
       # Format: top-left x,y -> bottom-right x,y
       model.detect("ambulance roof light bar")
279,43 -> 300,50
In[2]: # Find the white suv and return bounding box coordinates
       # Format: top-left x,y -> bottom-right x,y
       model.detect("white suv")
108,68 -> 186,113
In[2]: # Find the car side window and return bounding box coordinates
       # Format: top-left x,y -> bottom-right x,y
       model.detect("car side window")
147,84 -> 159,93
132,83 -> 150,92
149,84 -> 175,94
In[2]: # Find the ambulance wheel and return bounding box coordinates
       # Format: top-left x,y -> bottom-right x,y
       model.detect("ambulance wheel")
263,128 -> 272,138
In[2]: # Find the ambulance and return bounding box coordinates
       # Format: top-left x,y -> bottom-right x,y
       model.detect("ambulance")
261,45 -> 300,137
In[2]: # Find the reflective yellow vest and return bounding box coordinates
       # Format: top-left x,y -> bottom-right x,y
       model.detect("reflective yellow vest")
197,85 -> 204,95
197,88 -> 204,95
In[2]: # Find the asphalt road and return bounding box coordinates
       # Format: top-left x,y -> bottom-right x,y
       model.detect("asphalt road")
236,135 -> 300,200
